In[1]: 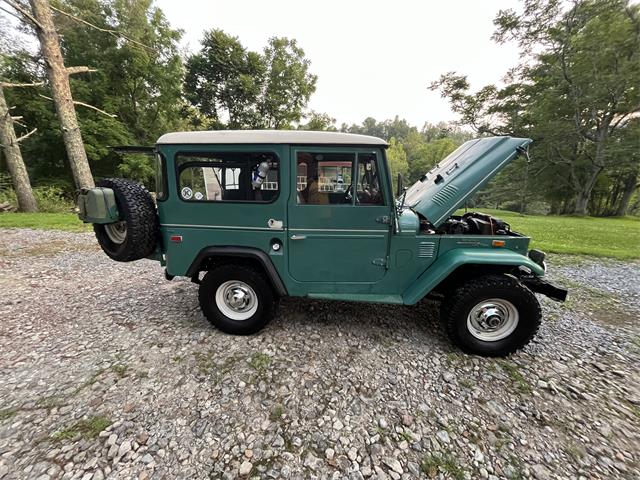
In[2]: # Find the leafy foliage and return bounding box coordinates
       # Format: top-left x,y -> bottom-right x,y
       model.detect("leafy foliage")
184,31 -> 317,129
431,0 -> 640,216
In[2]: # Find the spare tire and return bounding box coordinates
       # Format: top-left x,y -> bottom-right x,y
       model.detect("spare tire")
94,178 -> 159,262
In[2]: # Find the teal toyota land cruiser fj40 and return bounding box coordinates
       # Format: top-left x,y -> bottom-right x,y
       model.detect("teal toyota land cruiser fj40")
77,131 -> 567,356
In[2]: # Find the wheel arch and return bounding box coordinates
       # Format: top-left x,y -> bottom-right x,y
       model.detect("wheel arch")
186,246 -> 288,297
402,248 -> 545,305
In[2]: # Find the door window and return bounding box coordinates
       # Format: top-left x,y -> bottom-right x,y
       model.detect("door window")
356,153 -> 384,206
296,152 -> 354,205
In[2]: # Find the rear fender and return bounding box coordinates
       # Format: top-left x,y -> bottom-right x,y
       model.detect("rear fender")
402,248 -> 545,305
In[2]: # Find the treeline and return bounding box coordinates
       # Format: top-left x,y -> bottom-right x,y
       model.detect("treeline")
0,0 -> 638,216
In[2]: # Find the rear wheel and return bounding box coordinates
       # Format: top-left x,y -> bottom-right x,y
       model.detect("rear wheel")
441,274 -> 541,357
198,264 -> 276,335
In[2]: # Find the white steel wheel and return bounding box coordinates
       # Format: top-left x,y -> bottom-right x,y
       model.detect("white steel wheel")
466,298 -> 519,342
104,221 -> 127,244
215,280 -> 259,321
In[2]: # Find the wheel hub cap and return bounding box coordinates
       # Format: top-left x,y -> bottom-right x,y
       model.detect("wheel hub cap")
215,281 -> 258,321
467,299 -> 519,342
104,221 -> 127,244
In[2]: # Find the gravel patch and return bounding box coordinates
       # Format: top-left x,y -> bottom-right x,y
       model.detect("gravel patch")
0,229 -> 638,480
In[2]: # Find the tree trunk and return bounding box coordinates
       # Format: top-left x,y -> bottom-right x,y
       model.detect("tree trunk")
29,0 -> 94,189
615,169 -> 639,217
574,165 -> 602,216
0,85 -> 38,212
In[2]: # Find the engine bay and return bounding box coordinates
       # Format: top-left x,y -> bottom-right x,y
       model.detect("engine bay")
420,211 -> 520,236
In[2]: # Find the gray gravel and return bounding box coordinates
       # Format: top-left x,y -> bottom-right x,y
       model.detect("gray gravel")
0,229 -> 639,480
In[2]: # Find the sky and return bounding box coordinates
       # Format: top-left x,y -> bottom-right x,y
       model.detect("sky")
155,0 -> 522,128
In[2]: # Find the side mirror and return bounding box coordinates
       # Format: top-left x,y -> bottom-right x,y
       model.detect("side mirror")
396,173 -> 403,197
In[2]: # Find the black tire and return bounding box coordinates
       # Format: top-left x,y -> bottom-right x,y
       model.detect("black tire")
198,264 -> 276,335
93,178 -> 159,262
441,274 -> 541,357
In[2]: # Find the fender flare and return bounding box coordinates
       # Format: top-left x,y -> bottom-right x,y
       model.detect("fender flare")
186,246 -> 288,296
402,248 -> 545,305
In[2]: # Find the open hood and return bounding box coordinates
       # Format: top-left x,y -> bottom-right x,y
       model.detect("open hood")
404,136 -> 532,227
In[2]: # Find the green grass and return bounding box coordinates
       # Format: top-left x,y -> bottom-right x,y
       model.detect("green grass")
270,404 -> 284,422
497,360 -> 532,394
0,213 -> 90,232
249,352 -> 272,372
458,209 -> 640,259
0,408 -> 17,421
51,415 -> 111,442
421,453 -> 465,480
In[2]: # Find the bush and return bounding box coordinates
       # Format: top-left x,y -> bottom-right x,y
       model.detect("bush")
0,185 -> 74,213
33,185 -> 75,213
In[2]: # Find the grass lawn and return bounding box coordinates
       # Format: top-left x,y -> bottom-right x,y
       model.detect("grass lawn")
0,213 -> 90,232
1,210 -> 638,259
461,209 -> 640,260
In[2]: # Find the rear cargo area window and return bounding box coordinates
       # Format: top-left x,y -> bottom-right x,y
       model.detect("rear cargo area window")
176,152 -> 279,202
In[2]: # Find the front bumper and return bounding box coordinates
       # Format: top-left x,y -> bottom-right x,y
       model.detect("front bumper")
521,277 -> 568,302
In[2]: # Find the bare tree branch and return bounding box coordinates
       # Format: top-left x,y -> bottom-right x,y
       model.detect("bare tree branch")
0,81 -> 45,88
66,66 -> 97,75
39,94 -> 117,118
2,0 -> 42,29
72,100 -> 116,118
15,127 -> 37,143
49,4 -> 156,53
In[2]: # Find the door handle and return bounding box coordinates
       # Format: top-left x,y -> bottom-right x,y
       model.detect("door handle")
290,234 -> 307,240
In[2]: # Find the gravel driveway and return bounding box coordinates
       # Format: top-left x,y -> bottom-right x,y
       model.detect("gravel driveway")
0,229 -> 638,480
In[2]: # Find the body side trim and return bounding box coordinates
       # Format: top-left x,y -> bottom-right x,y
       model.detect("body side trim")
161,223 -> 281,231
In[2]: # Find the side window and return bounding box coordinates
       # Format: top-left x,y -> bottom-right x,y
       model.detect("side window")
296,152 -> 354,205
176,152 -> 279,202
356,153 -> 384,206
155,153 -> 167,201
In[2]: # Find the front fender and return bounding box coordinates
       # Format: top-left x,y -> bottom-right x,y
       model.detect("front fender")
402,248 -> 545,305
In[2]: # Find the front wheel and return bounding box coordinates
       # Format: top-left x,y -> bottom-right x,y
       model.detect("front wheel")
441,274 -> 541,357
198,264 -> 276,335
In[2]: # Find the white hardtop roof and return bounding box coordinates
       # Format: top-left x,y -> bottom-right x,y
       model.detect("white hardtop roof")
156,130 -> 388,146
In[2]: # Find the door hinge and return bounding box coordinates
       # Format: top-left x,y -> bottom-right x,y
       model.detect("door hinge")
376,215 -> 390,225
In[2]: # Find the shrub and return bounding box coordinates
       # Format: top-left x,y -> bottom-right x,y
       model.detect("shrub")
33,185 -> 75,213
0,185 -> 74,213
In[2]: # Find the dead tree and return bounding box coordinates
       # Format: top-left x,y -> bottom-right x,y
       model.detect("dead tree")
0,82 -> 38,212
25,0 -> 95,189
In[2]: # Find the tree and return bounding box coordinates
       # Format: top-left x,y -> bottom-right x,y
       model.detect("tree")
185,31 -> 317,129
0,17 -> 38,211
495,0 -> 640,215
28,0 -> 95,188
260,37 -> 317,129
431,0 -> 640,215
0,83 -> 38,211
2,0 -> 185,189
297,111 -> 337,131
184,29 -> 264,129
387,137 -> 408,195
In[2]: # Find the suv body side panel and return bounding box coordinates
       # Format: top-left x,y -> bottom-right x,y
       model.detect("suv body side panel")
157,144 -> 289,281
402,248 -> 545,305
